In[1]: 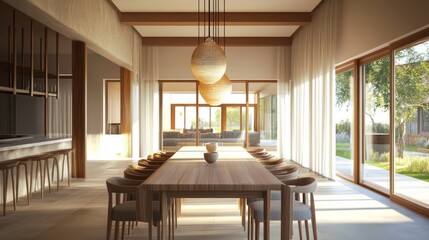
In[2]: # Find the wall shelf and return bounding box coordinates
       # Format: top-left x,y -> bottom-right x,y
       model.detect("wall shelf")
0,6 -> 70,98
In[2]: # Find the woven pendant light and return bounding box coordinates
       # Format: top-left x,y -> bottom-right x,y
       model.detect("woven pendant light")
198,74 -> 232,106
191,37 -> 227,84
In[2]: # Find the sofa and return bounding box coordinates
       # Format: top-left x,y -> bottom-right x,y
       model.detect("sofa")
163,130 -> 260,147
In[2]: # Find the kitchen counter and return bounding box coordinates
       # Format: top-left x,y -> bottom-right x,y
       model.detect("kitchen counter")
0,136 -> 72,161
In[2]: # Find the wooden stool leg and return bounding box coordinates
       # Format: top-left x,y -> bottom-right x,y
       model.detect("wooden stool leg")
10,168 -> 16,211
16,165 -> 21,203
66,152 -> 71,187
2,169 -> 6,216
24,163 -> 30,205
52,156 -> 59,191
30,161 -> 34,198
38,160 -> 44,198
44,159 -> 51,193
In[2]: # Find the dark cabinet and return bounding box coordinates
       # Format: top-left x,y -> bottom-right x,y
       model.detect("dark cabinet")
0,2 -> 13,89
0,1 -> 65,98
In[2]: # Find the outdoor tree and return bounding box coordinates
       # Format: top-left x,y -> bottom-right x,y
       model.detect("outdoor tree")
335,41 -> 429,158
394,46 -> 429,157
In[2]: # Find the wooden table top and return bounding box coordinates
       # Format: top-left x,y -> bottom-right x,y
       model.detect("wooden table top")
142,146 -> 283,192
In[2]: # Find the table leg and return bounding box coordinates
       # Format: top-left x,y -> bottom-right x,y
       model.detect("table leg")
281,185 -> 292,240
264,190 -> 271,240
161,192 -> 168,240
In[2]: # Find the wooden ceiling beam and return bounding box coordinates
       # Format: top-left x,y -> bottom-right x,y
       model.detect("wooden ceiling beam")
122,12 -> 311,26
141,37 -> 292,46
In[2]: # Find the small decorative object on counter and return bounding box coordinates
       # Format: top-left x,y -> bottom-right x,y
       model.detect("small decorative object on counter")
204,152 -> 218,164
205,142 -> 218,153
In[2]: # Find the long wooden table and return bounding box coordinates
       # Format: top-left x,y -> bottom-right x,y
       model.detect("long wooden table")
138,146 -> 283,240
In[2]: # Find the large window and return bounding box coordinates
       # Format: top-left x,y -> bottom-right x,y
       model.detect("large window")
249,82 -> 277,150
160,80 -> 277,151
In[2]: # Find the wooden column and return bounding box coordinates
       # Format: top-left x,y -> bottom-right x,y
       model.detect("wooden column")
120,67 -> 131,157
72,41 -> 87,178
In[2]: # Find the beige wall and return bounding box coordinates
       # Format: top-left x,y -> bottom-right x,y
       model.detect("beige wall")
336,0 -> 429,64
87,52 -> 121,159
157,46 -> 280,80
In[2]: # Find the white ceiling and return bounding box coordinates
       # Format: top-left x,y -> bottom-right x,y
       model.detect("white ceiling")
112,0 -> 321,13
110,0 -> 321,38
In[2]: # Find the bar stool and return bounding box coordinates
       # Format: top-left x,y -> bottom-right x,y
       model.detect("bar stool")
49,148 -> 73,189
1,160 -> 19,216
60,149 -> 73,187
16,157 -> 31,205
30,153 -> 52,198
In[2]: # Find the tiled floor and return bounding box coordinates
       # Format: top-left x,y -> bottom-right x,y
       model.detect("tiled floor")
1,160 -> 429,240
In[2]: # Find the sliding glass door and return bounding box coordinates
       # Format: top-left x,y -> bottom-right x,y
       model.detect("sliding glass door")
361,55 -> 391,192
335,30 -> 429,215
393,39 -> 429,207
335,67 -> 355,179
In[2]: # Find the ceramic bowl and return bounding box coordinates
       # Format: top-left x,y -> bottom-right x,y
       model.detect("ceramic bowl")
204,152 -> 218,163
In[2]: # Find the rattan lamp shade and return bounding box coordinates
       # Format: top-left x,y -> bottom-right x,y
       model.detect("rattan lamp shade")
198,74 -> 232,106
191,37 -> 227,84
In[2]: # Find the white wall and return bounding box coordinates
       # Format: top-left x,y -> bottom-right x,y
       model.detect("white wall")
157,46 -> 279,80
336,0 -> 429,64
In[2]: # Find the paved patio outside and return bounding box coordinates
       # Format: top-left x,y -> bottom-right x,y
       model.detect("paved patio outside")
336,155 -> 429,207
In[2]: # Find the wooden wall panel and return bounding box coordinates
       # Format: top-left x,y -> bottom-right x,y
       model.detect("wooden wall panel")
120,67 -> 131,157
72,40 -> 86,178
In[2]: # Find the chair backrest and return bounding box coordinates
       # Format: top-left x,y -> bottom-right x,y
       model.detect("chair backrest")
138,160 -> 161,169
106,177 -> 142,195
282,177 -> 317,194
275,170 -> 299,181
123,169 -> 151,181
259,158 -> 283,165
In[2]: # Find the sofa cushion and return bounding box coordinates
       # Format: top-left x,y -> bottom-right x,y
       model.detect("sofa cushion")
221,130 -> 243,139
181,132 -> 196,138
163,131 -> 181,139
200,133 -> 220,139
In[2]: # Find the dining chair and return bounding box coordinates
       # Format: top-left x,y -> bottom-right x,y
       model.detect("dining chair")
245,165 -> 299,239
249,177 -> 318,240
271,165 -> 300,182
258,158 -> 284,166
246,148 -> 265,154
106,177 -> 161,240
138,159 -> 163,170
126,165 -> 156,175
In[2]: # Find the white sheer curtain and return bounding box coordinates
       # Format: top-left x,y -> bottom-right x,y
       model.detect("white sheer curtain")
291,0 -> 338,178
47,78 -> 72,138
277,46 -> 291,160
131,33 -> 141,159
140,46 -> 160,158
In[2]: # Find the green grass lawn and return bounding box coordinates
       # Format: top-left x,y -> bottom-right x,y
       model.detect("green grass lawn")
365,161 -> 429,182
336,142 -> 351,159
336,142 -> 429,182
